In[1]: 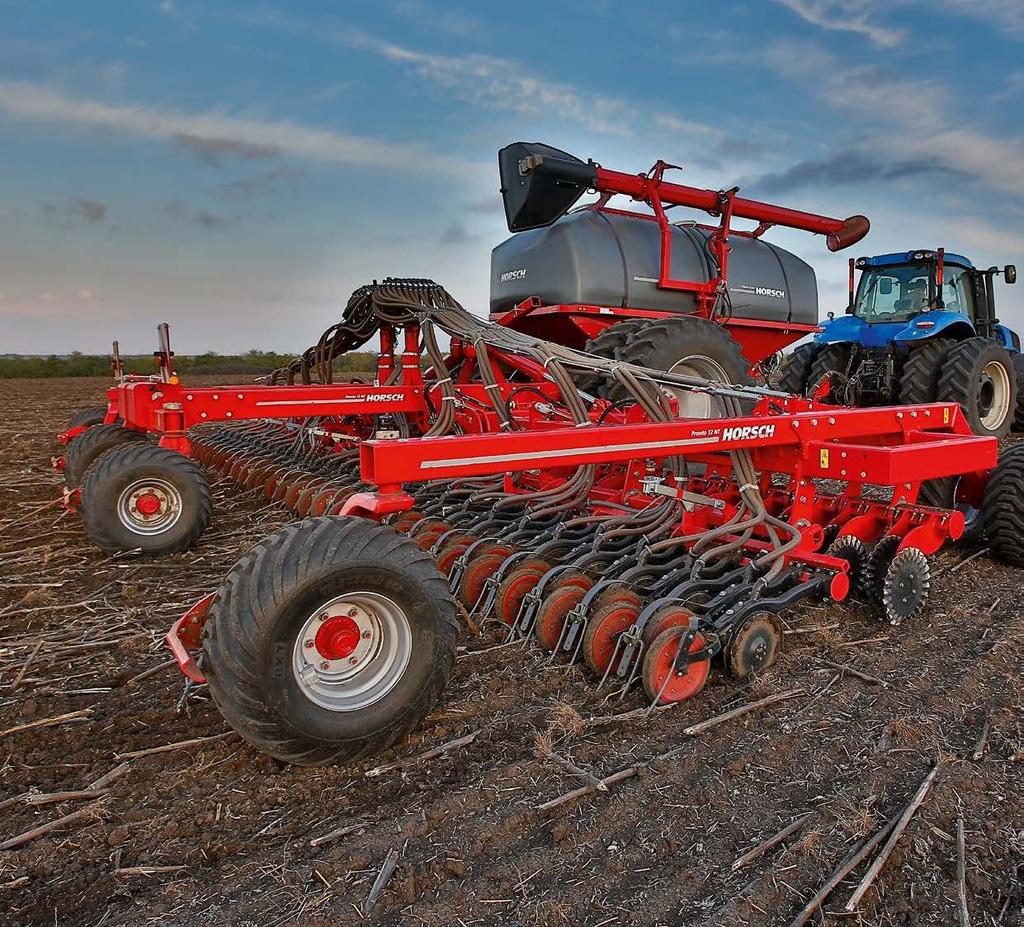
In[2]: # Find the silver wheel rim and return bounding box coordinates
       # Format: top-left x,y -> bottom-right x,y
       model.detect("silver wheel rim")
979,360 -> 1010,431
666,355 -> 729,418
116,478 -> 183,535
292,592 -> 412,712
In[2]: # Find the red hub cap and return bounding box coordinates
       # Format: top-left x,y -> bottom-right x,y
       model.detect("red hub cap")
314,615 -> 361,661
135,492 -> 162,516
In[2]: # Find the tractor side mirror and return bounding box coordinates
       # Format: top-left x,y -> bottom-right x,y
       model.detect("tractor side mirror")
879,278 -> 893,295
498,142 -> 599,232
1005,264 -> 1017,285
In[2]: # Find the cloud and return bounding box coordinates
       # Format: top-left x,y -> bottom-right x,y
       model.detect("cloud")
0,81 -> 471,174
440,220 -> 479,245
173,132 -> 281,166
761,41 -> 1024,198
928,0 -> 1024,36
773,0 -> 903,47
213,165 -> 304,200
41,196 -> 108,227
755,152 -> 962,193
160,200 -> 229,229
392,0 -> 487,39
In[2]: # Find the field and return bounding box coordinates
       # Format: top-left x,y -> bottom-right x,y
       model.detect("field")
0,377 -> 1021,927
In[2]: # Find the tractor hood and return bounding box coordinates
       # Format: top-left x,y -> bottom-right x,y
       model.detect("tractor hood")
817,310 -> 976,348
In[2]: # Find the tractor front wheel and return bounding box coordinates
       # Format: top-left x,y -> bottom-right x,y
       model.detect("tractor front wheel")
201,517 -> 459,766
81,444 -> 212,555
937,337 -> 1016,437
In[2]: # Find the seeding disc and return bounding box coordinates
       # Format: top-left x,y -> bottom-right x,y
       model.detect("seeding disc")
435,534 -> 478,576
641,605 -> 695,650
495,559 -> 551,625
642,629 -> 710,704
582,593 -> 641,674
459,552 -> 507,607
390,510 -> 425,533
553,570 -> 595,594
725,612 -> 783,678
411,518 -> 451,551
534,584 -> 589,652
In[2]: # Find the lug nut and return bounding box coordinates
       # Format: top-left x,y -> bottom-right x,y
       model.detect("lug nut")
349,656 -> 358,665
347,607 -> 359,617
304,639 -> 314,648
320,661 -> 330,670
362,630 -> 371,639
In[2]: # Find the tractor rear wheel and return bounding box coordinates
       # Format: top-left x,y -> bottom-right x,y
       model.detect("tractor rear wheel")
898,339 -> 953,405
202,517 -> 459,766
937,337 -> 1016,437
612,316 -> 753,414
807,344 -> 853,401
575,320 -> 647,398
982,444 -> 1024,567
774,343 -> 817,396
63,423 -> 148,487
81,444 -> 212,555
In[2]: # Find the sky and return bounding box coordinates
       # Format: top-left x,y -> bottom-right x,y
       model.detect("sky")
1,0 -> 1023,354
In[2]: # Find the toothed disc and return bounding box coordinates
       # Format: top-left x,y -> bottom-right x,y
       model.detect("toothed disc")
725,611 -> 783,678
882,547 -> 930,625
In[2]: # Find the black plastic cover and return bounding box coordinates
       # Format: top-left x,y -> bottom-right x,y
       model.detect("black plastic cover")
498,142 -> 598,232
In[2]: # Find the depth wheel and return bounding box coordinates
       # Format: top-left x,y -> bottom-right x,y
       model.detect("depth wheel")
495,558 -> 551,625
641,628 -> 711,705
725,612 -> 782,678
641,604 -> 695,650
882,547 -> 930,624
459,548 -> 513,608
81,444 -> 212,555
534,583 -> 591,652
202,517 -> 459,766
581,591 -> 641,675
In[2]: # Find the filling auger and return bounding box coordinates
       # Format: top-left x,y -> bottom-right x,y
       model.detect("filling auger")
52,142 -> 1024,767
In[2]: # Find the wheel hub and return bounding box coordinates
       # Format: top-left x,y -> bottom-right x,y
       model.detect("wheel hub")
292,592 -> 412,712
117,478 -> 183,535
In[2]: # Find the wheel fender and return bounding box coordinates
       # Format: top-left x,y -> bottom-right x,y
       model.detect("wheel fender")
894,312 -> 974,345
814,315 -> 864,345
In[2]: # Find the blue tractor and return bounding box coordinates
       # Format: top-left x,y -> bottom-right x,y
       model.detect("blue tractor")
778,248 -> 1020,439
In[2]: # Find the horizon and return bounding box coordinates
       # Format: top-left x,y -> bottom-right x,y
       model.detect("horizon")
1,0 -> 1023,354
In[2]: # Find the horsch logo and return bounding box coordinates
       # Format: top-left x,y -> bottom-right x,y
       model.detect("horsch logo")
755,287 -> 786,299
722,424 -> 776,442
500,268 -> 528,282
367,393 -> 405,402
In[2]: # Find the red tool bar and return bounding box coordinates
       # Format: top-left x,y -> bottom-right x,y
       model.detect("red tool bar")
593,167 -> 868,250
804,436 -> 997,484
114,380 -> 425,430
360,402 -> 983,485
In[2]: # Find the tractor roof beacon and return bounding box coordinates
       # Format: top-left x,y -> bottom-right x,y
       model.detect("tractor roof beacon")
779,248 -> 1021,440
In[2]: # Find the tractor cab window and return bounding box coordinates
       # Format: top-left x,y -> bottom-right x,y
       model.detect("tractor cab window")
854,266 -> 932,322
940,267 -> 975,320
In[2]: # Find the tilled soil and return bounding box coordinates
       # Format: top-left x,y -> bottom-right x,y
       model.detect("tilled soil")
0,377 -> 1021,927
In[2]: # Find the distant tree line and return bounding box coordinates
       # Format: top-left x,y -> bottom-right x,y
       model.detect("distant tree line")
0,350 -> 379,379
